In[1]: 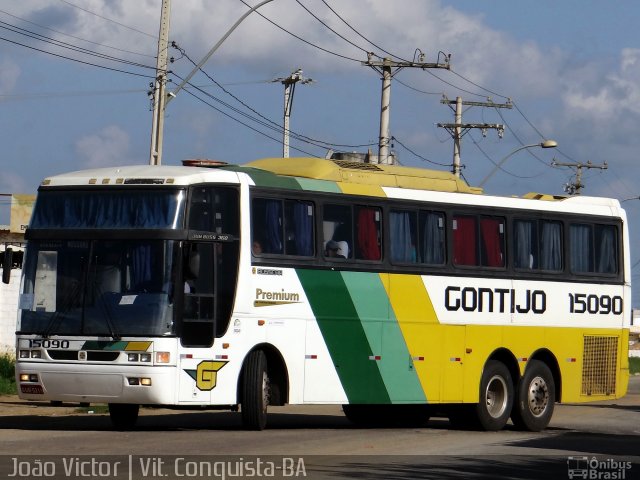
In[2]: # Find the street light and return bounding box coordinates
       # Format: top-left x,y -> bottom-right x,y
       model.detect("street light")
150,0 -> 276,165
478,140 -> 558,187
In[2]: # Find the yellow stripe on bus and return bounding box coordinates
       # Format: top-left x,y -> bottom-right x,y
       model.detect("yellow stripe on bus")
337,182 -> 386,197
381,273 -> 444,400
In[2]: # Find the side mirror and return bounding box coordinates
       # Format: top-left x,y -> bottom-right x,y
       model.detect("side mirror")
2,248 -> 13,284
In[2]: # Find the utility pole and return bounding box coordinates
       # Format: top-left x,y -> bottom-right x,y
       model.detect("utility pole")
274,69 -> 313,158
438,95 -> 512,177
364,52 -> 450,164
149,0 -> 171,166
552,160 -> 608,195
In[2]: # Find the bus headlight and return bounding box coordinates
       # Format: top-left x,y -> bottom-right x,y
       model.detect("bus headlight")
127,353 -> 139,362
140,353 -> 152,363
19,350 -> 30,359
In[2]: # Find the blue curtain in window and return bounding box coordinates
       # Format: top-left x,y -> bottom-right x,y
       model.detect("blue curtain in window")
514,221 -> 533,269
540,222 -> 562,271
570,224 -> 591,272
390,212 -> 414,262
423,213 -> 444,264
265,200 -> 283,254
293,202 -> 313,256
597,227 -> 616,273
131,244 -> 152,291
32,192 -> 182,229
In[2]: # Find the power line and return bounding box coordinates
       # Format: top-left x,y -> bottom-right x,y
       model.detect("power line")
468,131 -> 542,180
391,136 -> 451,168
238,0 -> 361,63
56,0 -> 156,39
174,46 -> 376,151
180,86 -> 319,157
319,0 -> 408,62
0,8 -> 155,58
449,68 -> 510,101
294,0 -> 369,55
0,35 -> 154,79
0,20 -> 156,71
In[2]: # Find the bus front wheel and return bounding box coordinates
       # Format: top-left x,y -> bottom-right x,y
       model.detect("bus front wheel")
241,350 -> 270,431
511,360 -> 555,431
475,360 -> 514,431
108,403 -> 139,430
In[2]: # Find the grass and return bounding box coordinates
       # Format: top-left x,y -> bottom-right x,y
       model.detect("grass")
630,356 -> 640,375
0,352 -> 16,395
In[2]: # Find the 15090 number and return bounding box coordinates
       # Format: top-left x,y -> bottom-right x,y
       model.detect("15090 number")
28,339 -> 70,349
568,293 -> 623,315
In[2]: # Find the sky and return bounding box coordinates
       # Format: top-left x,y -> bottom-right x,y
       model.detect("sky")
1,0 -> 640,299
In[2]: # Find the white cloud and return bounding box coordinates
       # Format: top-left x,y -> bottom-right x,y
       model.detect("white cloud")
75,125 -> 131,168
0,59 -> 21,94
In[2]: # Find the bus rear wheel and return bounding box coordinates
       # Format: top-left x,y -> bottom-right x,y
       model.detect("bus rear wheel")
108,403 -> 139,430
511,359 -> 555,431
241,350 -> 270,431
475,360 -> 514,431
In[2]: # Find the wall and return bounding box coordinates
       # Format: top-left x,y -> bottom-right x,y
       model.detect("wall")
0,268 -> 20,354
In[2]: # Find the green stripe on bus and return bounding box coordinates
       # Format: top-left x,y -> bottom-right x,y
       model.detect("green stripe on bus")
295,178 -> 342,193
296,269 -> 391,404
223,166 -> 302,189
341,271 -> 427,403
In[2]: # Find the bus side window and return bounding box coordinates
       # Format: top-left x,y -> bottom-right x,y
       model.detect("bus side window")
570,223 -> 617,274
479,217 -> 505,268
355,206 -> 381,261
453,215 -> 477,266
419,210 -> 445,265
323,204 -> 353,260
284,200 -> 314,256
390,210 -> 417,263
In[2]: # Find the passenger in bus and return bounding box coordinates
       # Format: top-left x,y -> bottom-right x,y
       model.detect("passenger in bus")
325,240 -> 346,259
252,240 -> 263,255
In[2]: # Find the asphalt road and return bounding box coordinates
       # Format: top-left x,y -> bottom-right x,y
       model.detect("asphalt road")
0,376 -> 638,479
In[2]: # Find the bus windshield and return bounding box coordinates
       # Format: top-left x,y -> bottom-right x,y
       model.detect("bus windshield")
18,239 -> 177,337
30,189 -> 185,229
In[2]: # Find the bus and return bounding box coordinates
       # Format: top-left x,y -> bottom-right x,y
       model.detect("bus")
10,157 -> 630,431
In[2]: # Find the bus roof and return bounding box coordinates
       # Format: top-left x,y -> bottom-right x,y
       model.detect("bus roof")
37,159 -> 623,214
245,157 -> 483,194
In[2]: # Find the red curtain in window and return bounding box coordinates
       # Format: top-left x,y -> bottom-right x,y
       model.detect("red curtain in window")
453,216 -> 476,265
480,218 -> 504,267
357,208 -> 381,260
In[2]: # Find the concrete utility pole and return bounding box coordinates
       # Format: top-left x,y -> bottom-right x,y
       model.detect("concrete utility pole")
274,69 -> 313,158
438,95 -> 512,177
364,53 -> 450,164
149,0 -> 171,166
150,0 -> 276,166
552,160 -> 608,195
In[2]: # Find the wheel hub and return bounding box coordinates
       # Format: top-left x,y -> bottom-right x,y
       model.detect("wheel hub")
485,375 -> 508,418
528,375 -> 549,416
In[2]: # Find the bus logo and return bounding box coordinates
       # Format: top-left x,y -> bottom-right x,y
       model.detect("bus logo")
184,361 -> 227,391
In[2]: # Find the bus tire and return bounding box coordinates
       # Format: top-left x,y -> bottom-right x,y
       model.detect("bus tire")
511,360 -> 555,432
475,360 -> 513,431
241,350 -> 270,431
108,403 -> 139,430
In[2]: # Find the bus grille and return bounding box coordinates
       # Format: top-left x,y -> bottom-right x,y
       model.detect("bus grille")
581,335 -> 618,396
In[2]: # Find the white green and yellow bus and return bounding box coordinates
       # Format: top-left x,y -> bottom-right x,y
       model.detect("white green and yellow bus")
11,157 -> 630,431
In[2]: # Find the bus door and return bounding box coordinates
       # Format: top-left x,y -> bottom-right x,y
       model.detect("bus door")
178,239 -> 239,402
